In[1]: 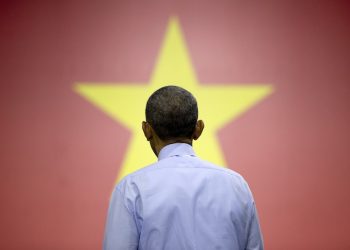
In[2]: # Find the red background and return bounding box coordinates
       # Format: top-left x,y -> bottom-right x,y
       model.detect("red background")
1,1 -> 350,249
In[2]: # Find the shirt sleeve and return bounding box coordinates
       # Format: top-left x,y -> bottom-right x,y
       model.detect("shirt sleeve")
245,201 -> 264,250
103,187 -> 139,250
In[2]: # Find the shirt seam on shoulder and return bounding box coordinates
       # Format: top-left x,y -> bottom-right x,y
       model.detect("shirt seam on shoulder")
127,164 -> 240,179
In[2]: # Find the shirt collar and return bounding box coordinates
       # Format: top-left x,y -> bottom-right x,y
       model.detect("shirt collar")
158,143 -> 196,161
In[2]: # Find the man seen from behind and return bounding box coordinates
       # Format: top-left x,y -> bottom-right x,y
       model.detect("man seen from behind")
103,85 -> 264,250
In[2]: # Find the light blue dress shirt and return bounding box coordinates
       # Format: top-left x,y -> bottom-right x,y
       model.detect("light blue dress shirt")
103,143 -> 263,250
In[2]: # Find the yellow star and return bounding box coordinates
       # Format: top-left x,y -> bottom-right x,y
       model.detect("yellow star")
74,17 -> 273,182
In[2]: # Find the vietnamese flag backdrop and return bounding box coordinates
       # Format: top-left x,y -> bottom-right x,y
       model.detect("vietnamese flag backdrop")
1,1 -> 350,249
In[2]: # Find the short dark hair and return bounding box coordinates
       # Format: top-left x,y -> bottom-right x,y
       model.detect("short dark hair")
146,85 -> 198,140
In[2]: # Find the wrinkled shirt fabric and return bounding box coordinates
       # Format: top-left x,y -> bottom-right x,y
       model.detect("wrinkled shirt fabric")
103,143 -> 263,250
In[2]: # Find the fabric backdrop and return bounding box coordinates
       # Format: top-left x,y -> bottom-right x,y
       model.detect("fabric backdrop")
1,1 -> 349,249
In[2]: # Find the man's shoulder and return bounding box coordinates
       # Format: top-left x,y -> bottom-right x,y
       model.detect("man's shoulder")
116,162 -> 157,185
194,157 -> 245,180
115,160 -> 170,195
116,156 -> 249,192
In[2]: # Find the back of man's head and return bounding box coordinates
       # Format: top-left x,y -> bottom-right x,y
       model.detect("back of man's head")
146,85 -> 198,140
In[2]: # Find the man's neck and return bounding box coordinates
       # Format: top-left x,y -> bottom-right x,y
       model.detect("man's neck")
155,138 -> 193,156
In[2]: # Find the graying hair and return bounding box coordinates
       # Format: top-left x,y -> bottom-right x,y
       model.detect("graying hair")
145,85 -> 198,140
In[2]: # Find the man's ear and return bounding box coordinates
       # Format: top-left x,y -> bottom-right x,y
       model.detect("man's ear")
193,120 -> 204,140
142,121 -> 153,141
